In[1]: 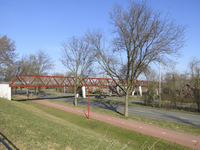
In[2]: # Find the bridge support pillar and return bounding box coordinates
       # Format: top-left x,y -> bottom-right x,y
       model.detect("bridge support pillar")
139,86 -> 142,96
76,88 -> 80,97
132,88 -> 135,96
82,86 -> 86,98
116,86 -> 119,94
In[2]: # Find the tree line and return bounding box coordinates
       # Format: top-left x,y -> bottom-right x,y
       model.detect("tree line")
144,62 -> 200,112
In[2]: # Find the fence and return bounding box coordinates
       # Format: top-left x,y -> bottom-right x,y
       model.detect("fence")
0,137 -> 12,150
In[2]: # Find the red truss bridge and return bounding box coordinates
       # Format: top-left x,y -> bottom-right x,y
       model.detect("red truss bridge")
9,74 -> 147,88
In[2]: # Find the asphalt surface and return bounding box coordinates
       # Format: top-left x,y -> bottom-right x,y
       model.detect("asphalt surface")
45,92 -> 198,108
35,93 -> 200,127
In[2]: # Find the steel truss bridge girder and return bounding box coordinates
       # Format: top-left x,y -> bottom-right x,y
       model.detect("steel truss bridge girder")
9,74 -> 147,88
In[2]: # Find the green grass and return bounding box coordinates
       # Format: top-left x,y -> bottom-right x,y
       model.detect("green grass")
12,95 -> 200,135
0,97 -> 191,149
11,95 -> 200,135
46,98 -> 200,136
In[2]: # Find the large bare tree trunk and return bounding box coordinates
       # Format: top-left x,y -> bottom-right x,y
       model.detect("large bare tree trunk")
74,95 -> 77,106
124,88 -> 131,117
124,93 -> 129,117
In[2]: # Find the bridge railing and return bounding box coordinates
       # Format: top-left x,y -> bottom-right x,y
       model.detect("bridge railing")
9,74 -> 147,88
0,137 -> 12,150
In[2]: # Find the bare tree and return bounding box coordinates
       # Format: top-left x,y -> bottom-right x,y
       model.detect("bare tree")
163,71 -> 187,109
34,50 -> 54,75
188,57 -> 200,112
86,0 -> 187,116
60,36 -> 93,106
188,57 -> 200,77
16,50 -> 54,94
18,54 -> 37,75
144,68 -> 159,107
0,35 -> 17,81
33,50 -> 54,93
17,50 -> 54,75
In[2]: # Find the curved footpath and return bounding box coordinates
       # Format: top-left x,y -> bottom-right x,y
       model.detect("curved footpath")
13,95 -> 200,149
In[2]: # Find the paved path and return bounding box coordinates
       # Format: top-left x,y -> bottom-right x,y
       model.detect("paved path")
13,95 -> 200,149
35,93 -> 200,127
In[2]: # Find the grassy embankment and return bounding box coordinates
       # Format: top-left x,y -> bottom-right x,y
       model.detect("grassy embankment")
0,96 -> 192,150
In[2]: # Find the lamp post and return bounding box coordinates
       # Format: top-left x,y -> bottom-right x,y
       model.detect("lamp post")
159,53 -> 163,107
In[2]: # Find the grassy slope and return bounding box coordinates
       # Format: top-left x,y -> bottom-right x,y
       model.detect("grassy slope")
11,95 -> 200,135
0,98 -> 125,149
0,97 -> 192,149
